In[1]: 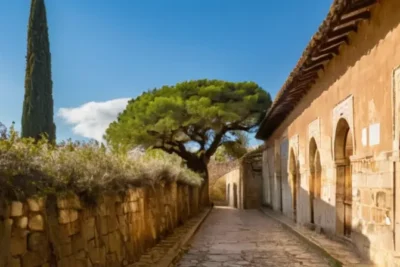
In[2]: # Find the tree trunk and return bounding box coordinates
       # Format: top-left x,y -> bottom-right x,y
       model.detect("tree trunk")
186,158 -> 210,207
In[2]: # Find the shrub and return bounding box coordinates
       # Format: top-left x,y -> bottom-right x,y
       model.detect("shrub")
0,123 -> 203,203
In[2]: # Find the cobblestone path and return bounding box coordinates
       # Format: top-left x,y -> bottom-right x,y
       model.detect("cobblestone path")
177,207 -> 333,267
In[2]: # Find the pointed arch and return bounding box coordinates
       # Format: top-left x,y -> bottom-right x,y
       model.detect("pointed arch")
334,118 -> 353,237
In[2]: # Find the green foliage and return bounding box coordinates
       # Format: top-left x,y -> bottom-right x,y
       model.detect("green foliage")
105,79 -> 271,171
213,131 -> 249,162
0,124 -> 202,202
21,0 -> 56,142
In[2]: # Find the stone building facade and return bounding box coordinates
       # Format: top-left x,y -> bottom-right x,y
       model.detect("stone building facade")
256,0 -> 400,266
225,149 -> 263,209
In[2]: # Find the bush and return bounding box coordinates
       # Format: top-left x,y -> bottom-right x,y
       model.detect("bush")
0,123 -> 203,203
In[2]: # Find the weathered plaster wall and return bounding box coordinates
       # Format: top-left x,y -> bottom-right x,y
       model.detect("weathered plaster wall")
0,182 -> 200,267
261,0 -> 400,265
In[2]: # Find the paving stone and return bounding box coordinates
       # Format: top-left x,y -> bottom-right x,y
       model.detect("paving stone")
177,207 -> 332,266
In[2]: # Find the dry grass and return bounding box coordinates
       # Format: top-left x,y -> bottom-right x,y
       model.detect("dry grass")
0,125 -> 202,202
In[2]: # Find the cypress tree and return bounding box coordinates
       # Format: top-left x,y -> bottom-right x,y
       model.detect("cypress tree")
21,0 -> 56,142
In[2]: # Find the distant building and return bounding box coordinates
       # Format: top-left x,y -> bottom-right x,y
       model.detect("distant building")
256,0 -> 400,266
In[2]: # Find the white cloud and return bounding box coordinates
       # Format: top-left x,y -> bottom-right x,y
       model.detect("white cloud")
57,98 -> 130,142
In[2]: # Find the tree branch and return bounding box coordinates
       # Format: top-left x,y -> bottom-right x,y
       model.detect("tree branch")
205,128 -> 226,159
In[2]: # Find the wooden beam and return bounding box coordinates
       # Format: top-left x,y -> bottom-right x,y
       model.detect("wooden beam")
314,45 -> 340,58
339,10 -> 371,25
320,35 -> 349,50
297,72 -> 318,82
328,23 -> 358,39
297,72 -> 318,81
291,85 -> 309,93
302,64 -> 324,75
344,0 -> 377,15
293,79 -> 315,89
305,54 -> 334,68
286,90 -> 304,99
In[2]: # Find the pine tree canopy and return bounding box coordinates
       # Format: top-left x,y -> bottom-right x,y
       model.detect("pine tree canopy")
105,79 -> 271,171
21,0 -> 55,142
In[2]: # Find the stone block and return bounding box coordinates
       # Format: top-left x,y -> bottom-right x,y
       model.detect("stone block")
57,195 -> 82,210
28,233 -> 48,259
117,215 -> 126,226
98,216 -> 108,235
86,217 -> 95,227
109,231 -> 122,261
376,191 -> 387,208
28,214 -> 44,231
8,257 -> 21,267
58,209 -> 79,224
11,202 -> 23,217
120,224 -> 128,242
62,220 -> 80,236
27,198 -> 44,212
71,253 -> 88,267
59,243 -> 72,257
128,202 -> 139,213
360,189 -> 373,206
57,256 -> 74,267
362,206 -> 371,221
82,218 -> 96,241
72,234 -> 84,254
72,259 -> 88,267
16,216 -> 28,229
21,251 -> 44,267
115,204 -> 123,215
102,195 -> 116,205
107,216 -> 119,232
54,226 -> 71,244
98,203 -> 109,216
127,189 -> 139,202
88,246 -> 106,265
106,252 -> 118,267
10,236 -> 27,256
372,208 -> 386,223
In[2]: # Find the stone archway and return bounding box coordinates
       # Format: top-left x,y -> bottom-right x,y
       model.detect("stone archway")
289,148 -> 298,222
334,118 -> 353,237
309,137 -> 321,224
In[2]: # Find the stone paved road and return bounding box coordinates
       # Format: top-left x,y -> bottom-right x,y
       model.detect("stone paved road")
177,207 -> 332,267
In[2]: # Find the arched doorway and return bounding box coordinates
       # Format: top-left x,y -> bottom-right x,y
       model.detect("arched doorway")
334,118 -> 353,237
289,149 -> 298,222
309,137 -> 321,224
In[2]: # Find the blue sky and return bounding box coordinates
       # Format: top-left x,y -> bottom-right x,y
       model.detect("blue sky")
0,0 -> 331,145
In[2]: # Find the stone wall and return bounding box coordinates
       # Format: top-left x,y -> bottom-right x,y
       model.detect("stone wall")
225,168 -> 240,208
260,0 -> 400,265
224,151 -> 263,210
0,182 -> 200,267
240,160 -> 262,210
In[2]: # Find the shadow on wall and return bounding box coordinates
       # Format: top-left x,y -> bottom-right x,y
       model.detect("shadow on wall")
296,186 -> 372,263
